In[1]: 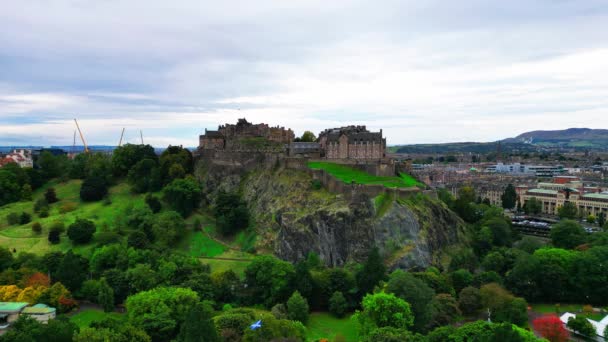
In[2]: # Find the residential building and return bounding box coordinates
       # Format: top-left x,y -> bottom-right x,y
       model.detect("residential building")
485,162 -> 565,177
0,149 -> 33,168
21,304 -> 56,323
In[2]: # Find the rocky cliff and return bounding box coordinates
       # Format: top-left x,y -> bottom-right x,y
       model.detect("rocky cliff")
196,154 -> 466,269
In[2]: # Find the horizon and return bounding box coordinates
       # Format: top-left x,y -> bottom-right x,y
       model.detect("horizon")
2,1 -> 608,146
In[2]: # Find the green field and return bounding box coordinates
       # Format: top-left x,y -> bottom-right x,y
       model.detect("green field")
187,230 -> 226,257
0,179 -> 148,257
307,162 -> 422,188
306,312 -> 358,342
531,303 -> 607,321
69,309 -> 123,328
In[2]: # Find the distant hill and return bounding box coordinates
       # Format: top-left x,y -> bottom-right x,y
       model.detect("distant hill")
391,128 -> 608,154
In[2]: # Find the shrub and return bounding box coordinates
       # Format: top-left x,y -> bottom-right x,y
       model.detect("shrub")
59,202 -> 78,214
34,198 -> 49,213
48,228 -> 61,244
145,194 -> 161,213
67,219 -> 96,244
38,209 -> 49,218
7,213 -> 19,225
329,291 -> 348,318
287,291 -> 309,324
311,179 -> 322,190
80,176 -> 108,202
19,212 -> 32,225
32,222 -> 42,234
45,188 -> 59,204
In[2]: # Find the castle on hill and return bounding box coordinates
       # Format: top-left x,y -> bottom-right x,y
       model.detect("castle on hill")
198,118 -> 386,161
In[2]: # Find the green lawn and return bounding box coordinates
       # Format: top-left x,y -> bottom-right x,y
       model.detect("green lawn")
69,309 -> 123,328
306,313 -> 358,342
188,230 -> 226,257
307,162 -> 421,188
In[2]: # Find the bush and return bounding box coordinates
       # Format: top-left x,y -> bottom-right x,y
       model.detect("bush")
311,179 -> 322,190
80,176 -> 108,202
329,291 -> 348,318
145,194 -> 161,213
7,212 -> 20,225
127,231 -> 149,249
32,222 -> 42,234
67,219 -> 96,244
96,231 -> 121,245
19,212 -> 32,225
34,198 -> 49,213
59,202 -> 78,214
287,291 -> 309,324
38,209 -> 49,218
45,188 -> 59,204
48,227 -> 61,244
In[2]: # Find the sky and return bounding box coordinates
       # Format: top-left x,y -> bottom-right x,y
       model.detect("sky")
1,0 -> 608,147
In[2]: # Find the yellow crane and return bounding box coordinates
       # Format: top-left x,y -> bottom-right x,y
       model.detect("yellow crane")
74,119 -> 89,153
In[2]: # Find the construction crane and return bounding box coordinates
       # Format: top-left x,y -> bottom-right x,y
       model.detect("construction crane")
74,119 -> 90,154
140,130 -> 144,145
118,128 -> 125,147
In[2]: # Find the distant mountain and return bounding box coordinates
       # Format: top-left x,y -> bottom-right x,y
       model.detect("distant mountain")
391,128 -> 608,154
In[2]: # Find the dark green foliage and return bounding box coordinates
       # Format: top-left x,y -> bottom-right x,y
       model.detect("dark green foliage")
523,198 -> 542,215
450,269 -> 473,293
45,187 -> 59,203
162,177 -> 201,217
0,247 -> 14,272
32,222 -> 42,234
329,291 -> 348,318
501,184 -> 517,209
287,291 -> 309,324
244,255 -> 296,307
356,247 -> 386,296
38,151 -> 65,179
112,144 -> 158,176
241,314 -> 306,342
598,212 -> 606,228
558,202 -> 578,219
25,167 -> 45,189
21,184 -> 32,200
19,212 -> 32,225
128,158 -> 161,193
362,327 -> 418,342
67,218 -> 96,244
128,230 -> 150,249
145,193 -> 162,213
294,261 -> 314,301
428,293 -> 461,329
98,278 -> 115,312
214,191 -> 250,235
177,303 -> 219,342
152,211 -> 186,247
356,292 -> 414,337
159,145 -> 194,183
55,250 -> 89,292
300,131 -> 316,142
567,315 -> 596,337
6,212 -> 20,225
550,219 -> 586,249
386,270 -> 435,332
0,315 -> 78,342
48,226 -> 62,244
80,175 -> 108,201
34,198 -> 49,214
458,286 -> 482,315
310,179 -> 322,190
484,217 -> 513,247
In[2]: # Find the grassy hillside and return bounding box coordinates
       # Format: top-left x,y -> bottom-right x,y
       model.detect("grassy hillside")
307,161 -> 422,188
0,179 -> 255,275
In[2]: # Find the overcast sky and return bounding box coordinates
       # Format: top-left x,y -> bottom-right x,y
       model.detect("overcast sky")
1,0 -> 608,147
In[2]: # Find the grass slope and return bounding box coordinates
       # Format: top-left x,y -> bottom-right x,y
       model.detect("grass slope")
69,309 -> 123,328
307,162 -> 421,188
306,313 -> 358,342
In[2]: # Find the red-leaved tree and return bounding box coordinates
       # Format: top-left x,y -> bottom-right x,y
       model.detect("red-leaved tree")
533,315 -> 569,342
25,272 -> 50,288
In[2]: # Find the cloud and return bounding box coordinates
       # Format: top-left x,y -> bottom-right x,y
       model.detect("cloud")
1,0 -> 608,146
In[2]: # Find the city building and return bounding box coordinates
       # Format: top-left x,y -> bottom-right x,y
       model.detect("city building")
318,125 -> 386,160
521,185 -> 608,217
0,149 -> 33,168
485,162 -> 565,177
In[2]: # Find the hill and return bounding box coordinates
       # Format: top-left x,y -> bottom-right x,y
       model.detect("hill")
390,127 -> 608,154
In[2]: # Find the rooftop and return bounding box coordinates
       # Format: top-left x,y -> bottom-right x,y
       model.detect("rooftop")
22,304 -> 56,315
0,302 -> 29,313
527,188 -> 559,195
582,193 -> 608,200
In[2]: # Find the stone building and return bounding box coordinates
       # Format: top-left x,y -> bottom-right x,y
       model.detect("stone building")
318,125 -> 386,160
199,118 -> 295,150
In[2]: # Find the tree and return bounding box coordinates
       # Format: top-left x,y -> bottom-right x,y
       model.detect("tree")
501,184 -> 517,210
45,187 -> 59,203
48,223 -> 63,244
287,290 -> 309,324
356,247 -> 386,296
177,303 -> 219,342
98,278 -> 115,313
21,184 -> 32,201
67,218 -> 96,244
458,286 -> 481,315
550,219 -> 586,249
126,264 -> 159,293
126,287 -> 199,342
567,315 -> 596,337
32,222 -> 42,234
38,151 -> 64,179
112,144 -> 158,176
0,170 -> 21,206
598,212 -> 606,228
128,230 -> 150,249
0,247 -> 14,272
7,212 -> 20,225
300,131 -> 316,142
356,292 -> 414,337
159,145 -> 193,183
451,269 -> 473,293
55,250 -> 88,292
533,315 -> 569,342
152,211 -> 186,247
362,327 -> 417,342
19,212 -> 32,225
386,270 -> 435,332
80,175 -> 108,201
587,215 -> 596,224
128,158 -> 160,193
145,194 -> 162,213
162,177 -> 201,217
558,202 -> 578,219
214,191 -> 250,236
244,255 -> 296,307
429,293 -> 461,328
329,291 -> 348,318
524,198 -> 542,215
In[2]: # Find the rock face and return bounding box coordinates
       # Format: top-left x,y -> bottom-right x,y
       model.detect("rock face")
196,154 -> 466,269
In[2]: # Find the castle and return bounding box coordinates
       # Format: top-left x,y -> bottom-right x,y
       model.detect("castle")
318,125 -> 386,160
199,119 -> 386,161
199,118 -> 295,150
